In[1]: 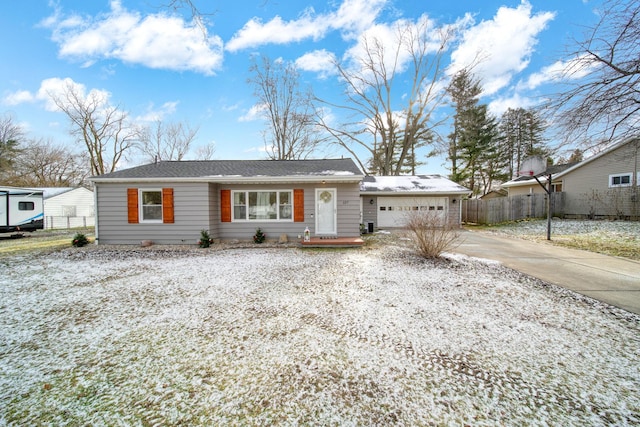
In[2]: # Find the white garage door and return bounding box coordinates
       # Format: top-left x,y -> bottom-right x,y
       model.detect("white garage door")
377,197 -> 448,227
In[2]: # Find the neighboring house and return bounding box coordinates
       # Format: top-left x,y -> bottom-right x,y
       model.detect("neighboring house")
41,187 -> 95,229
479,189 -> 507,200
360,175 -> 471,230
501,138 -> 640,219
89,159 -> 364,245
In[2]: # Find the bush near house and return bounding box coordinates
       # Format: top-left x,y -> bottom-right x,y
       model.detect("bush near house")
405,210 -> 461,258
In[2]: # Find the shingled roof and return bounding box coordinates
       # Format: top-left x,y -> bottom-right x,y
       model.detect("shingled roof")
90,158 -> 364,183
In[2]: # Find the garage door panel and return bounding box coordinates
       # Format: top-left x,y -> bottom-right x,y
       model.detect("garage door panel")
377,197 -> 447,227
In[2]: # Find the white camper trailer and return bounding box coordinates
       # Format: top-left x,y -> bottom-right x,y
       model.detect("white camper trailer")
0,187 -> 44,233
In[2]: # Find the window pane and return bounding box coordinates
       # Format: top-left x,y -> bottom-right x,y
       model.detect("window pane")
279,192 -> 290,205
248,191 -> 277,220
142,191 -> 161,205
141,191 -> 162,221
143,205 -> 162,220
279,191 -> 292,219
622,175 -> 631,184
234,206 -> 246,220
613,176 -> 621,185
233,192 -> 246,220
18,202 -> 35,211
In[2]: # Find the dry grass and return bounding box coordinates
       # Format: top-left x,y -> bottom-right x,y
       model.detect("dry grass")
0,228 -> 94,255
472,219 -> 640,261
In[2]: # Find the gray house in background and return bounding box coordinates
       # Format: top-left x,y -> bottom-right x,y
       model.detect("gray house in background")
360,175 -> 471,230
502,138 -> 639,219
89,159 -> 364,245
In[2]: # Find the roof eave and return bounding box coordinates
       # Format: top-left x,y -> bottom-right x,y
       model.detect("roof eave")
90,174 -> 365,184
360,190 -> 472,196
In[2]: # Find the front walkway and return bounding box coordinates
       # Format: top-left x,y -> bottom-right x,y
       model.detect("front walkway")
452,230 -> 640,315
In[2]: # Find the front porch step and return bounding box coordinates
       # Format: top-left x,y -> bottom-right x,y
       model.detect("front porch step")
300,236 -> 364,248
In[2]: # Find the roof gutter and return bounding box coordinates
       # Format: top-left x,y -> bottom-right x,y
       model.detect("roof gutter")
360,190 -> 472,196
89,175 -> 365,184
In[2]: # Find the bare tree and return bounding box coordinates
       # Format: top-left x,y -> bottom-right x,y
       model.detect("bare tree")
549,0 -> 640,145
193,141 -> 216,160
0,113 -> 24,176
49,82 -> 139,176
139,120 -> 199,162
315,18 -> 453,175
248,56 -> 323,160
5,138 -> 88,187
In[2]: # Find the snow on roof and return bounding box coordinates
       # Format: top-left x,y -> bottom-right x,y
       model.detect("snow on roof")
361,175 -> 471,194
40,187 -> 74,199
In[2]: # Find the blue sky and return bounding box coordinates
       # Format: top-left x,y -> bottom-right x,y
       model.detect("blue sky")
1,0 -> 604,175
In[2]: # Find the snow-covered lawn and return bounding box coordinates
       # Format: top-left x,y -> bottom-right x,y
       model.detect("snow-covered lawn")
1,241 -> 639,425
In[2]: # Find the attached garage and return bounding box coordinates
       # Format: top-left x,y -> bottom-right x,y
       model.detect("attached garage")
361,175 -> 471,230
376,196 -> 448,227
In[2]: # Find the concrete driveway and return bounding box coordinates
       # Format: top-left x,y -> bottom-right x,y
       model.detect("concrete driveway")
453,230 -> 640,315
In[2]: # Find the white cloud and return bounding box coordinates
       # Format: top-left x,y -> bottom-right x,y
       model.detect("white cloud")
226,0 -> 387,52
342,14 -> 447,89
42,1 -> 224,75
331,0 -> 388,40
238,103 -> 267,122
295,50 -> 337,78
449,1 -> 555,95
2,90 -> 34,106
135,101 -> 180,122
521,54 -> 596,91
2,77 -> 114,113
34,77 -> 111,112
487,93 -> 537,117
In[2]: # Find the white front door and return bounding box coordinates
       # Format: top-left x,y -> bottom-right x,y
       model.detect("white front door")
316,188 -> 337,235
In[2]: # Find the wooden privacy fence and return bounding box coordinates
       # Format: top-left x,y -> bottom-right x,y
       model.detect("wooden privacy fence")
462,193 -> 565,224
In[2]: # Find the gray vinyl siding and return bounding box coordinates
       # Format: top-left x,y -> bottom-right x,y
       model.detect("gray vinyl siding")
362,196 -> 377,230
95,182 -> 212,245
562,142 -> 640,218
216,183 -> 361,241
334,183 -> 361,236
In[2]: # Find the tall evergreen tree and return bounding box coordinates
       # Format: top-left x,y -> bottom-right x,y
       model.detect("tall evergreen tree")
458,104 -> 505,195
499,107 -> 548,178
447,69 -> 482,183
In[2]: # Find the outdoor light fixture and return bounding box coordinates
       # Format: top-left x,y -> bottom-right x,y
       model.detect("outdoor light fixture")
369,199 -> 374,204
452,199 -> 457,204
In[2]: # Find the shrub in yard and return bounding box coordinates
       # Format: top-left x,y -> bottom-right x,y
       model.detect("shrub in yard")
405,210 -> 460,259
198,230 -> 214,248
253,228 -> 266,244
71,233 -> 89,247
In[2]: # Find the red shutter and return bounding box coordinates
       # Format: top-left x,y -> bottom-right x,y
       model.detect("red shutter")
220,189 -> 231,222
294,189 -> 304,222
127,188 -> 139,224
162,188 -> 174,224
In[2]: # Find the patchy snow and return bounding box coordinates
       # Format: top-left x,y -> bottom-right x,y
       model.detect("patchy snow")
1,242 -> 639,425
316,170 -> 356,176
361,175 -> 470,193
481,218 -> 640,241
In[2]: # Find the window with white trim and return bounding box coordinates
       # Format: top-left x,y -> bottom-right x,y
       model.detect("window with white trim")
140,190 -> 162,222
609,173 -> 633,188
232,190 -> 293,221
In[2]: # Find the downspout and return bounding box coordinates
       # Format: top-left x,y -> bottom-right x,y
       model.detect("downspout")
93,184 -> 99,244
